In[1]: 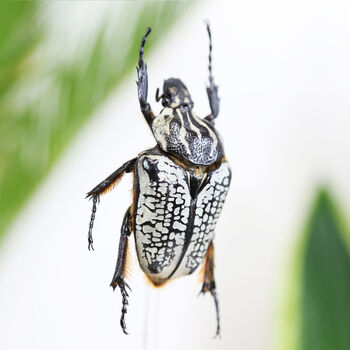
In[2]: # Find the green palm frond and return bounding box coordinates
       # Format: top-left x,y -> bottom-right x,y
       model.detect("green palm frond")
301,191 -> 350,350
278,190 -> 350,350
0,2 -> 193,243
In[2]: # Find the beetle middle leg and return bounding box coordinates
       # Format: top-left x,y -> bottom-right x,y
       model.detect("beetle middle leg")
199,242 -> 221,337
110,206 -> 133,335
86,158 -> 136,250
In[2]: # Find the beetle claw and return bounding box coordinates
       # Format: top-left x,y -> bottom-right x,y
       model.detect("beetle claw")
213,330 -> 221,339
124,280 -> 132,292
88,235 -> 94,251
120,317 -> 128,335
198,282 -> 210,297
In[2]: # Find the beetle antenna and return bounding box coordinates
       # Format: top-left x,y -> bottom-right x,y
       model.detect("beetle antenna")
206,21 -> 214,84
138,26 -> 152,68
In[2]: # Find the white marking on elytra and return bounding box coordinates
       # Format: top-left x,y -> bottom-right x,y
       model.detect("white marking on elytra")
135,154 -> 192,280
135,153 -> 231,282
171,161 -> 231,279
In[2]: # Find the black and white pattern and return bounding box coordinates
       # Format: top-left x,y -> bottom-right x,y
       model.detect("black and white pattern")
152,106 -> 224,166
87,26 -> 228,335
172,161 -> 231,278
134,153 -> 231,284
134,155 -> 191,282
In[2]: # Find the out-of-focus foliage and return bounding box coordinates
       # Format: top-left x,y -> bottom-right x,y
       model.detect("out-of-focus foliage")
279,190 -> 350,350
0,3 -> 39,98
301,191 -> 350,350
0,2 -> 192,242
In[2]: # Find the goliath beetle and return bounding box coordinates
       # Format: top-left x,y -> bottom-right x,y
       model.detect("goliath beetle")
86,24 -> 231,336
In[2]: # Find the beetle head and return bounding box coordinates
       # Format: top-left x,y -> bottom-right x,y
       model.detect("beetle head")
156,78 -> 193,108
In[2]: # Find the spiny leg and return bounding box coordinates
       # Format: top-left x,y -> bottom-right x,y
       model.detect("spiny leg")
110,206 -> 133,334
136,27 -> 154,125
205,22 -> 220,123
199,242 -> 221,337
86,158 -> 136,250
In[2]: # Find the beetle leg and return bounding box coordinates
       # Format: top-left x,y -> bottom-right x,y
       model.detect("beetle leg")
205,82 -> 219,123
110,206 -> 133,335
137,27 -> 154,126
205,23 -> 220,123
199,242 -> 221,337
86,158 -> 136,250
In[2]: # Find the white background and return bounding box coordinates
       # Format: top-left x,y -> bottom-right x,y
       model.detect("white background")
1,1 -> 350,349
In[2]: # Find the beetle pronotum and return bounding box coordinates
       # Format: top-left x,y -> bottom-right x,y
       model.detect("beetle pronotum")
86,24 -> 231,336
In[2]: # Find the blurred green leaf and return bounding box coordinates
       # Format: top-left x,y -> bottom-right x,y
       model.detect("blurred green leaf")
276,190 -> 350,350
0,2 -> 193,243
301,190 -> 350,350
0,2 -> 39,97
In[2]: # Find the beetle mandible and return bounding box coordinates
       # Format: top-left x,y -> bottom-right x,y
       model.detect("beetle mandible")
86,24 -> 231,336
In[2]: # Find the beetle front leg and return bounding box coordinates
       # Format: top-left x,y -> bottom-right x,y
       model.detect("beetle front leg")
110,206 -> 133,334
137,27 -> 154,125
199,242 -> 221,337
86,158 -> 136,250
205,23 -> 220,123
206,80 -> 219,122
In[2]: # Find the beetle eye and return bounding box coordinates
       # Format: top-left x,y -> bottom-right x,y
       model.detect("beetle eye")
162,97 -> 170,107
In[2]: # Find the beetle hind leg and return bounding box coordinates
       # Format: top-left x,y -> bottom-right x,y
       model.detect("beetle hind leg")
110,206 -> 133,334
199,242 -> 221,337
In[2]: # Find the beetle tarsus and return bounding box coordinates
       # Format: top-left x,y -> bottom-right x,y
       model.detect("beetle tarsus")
87,195 -> 98,251
112,277 -> 130,335
138,26 -> 151,67
198,283 -> 221,338
199,242 -> 221,337
206,22 -> 213,83
110,206 -> 132,334
118,278 -> 130,334
210,288 -> 221,338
